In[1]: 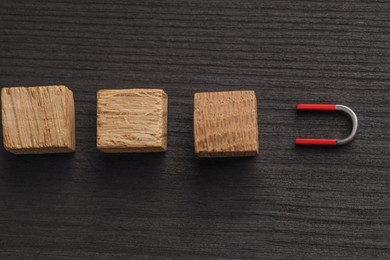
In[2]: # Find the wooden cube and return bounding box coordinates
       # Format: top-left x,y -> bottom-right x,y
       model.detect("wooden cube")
1,86 -> 76,154
194,90 -> 259,157
97,89 -> 168,153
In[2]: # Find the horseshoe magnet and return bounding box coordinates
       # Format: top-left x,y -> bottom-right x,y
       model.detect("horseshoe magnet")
296,104 -> 358,146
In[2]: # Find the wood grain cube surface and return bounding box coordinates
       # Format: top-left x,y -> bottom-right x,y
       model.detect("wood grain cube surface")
1,86 -> 76,154
194,90 -> 259,157
97,89 -> 168,153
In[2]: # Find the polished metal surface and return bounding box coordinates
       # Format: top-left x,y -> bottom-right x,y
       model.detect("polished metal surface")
336,105 -> 358,146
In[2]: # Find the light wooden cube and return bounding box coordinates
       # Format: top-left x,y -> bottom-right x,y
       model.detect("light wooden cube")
97,89 -> 168,153
194,90 -> 259,157
1,86 -> 76,154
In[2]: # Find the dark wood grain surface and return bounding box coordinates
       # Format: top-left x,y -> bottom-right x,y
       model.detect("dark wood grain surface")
0,0 -> 389,259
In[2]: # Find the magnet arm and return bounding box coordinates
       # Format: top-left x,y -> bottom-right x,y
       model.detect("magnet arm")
296,104 -> 337,112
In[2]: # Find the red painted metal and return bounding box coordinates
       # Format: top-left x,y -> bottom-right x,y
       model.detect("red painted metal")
295,139 -> 337,146
297,104 -> 337,112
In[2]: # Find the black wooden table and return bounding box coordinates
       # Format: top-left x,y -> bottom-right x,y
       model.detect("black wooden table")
1,1 -> 389,259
